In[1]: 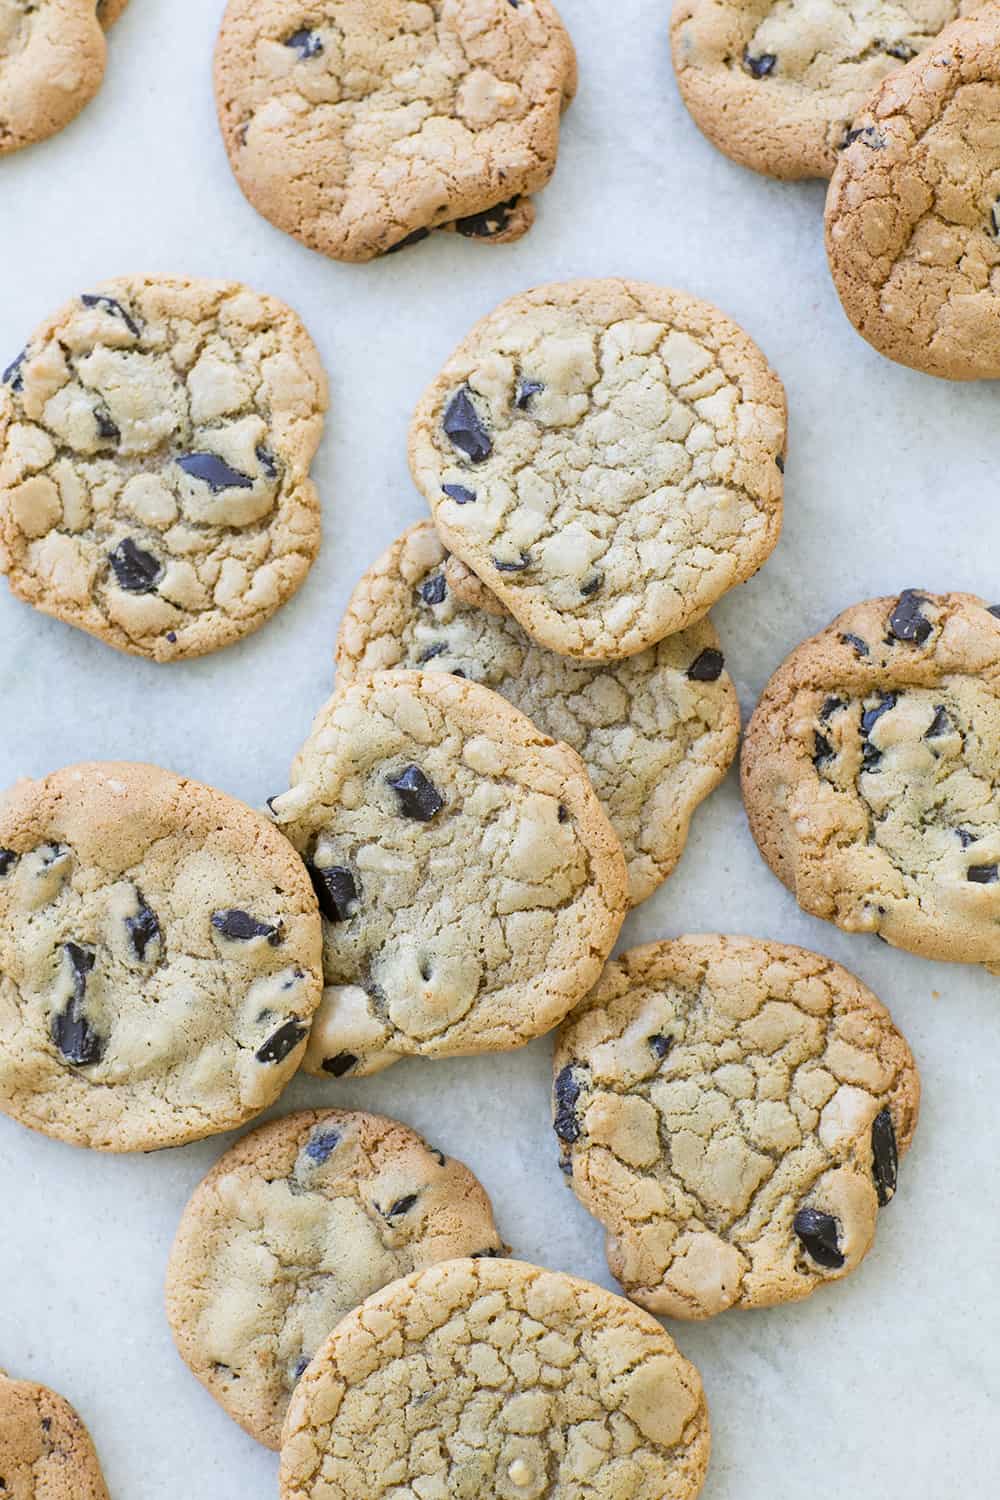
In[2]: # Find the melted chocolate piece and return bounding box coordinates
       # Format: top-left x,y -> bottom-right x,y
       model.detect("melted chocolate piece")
442,387 -> 492,463
176,453 -> 254,492
108,538 -> 161,593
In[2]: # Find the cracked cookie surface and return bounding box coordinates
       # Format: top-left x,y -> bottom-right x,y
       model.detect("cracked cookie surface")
553,936 -> 919,1318
279,1257 -> 710,1500
0,1371 -> 110,1500
167,1108 -> 506,1450
213,0 -> 577,263
0,0 -> 109,155
825,8 -> 1000,378
0,276 -> 327,660
269,670 -> 628,1078
0,761 -> 323,1151
743,590 -> 1000,967
410,279 -> 786,661
335,522 -> 741,906
672,0 -> 974,180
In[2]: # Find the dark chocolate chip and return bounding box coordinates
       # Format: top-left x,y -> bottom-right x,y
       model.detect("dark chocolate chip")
430,1147 -> 446,1166
553,1064 -> 583,1144
955,828 -> 976,848
493,552 -> 531,573
308,863 -> 359,923
176,452 -> 254,492
166,631 -> 177,643
386,765 -> 445,821
871,1108 -> 898,1206
813,731 -> 835,768
842,125 -> 886,150
3,349 -> 26,391
988,605 -> 1000,619
743,48 -> 777,77
442,387 -> 492,463
94,407 -> 119,442
558,804 -> 569,823
442,483 -> 477,504
580,573 -> 603,597
385,227 -> 431,255
51,943 -> 104,1067
888,590 -> 932,644
926,705 -> 952,739
108,538 -> 161,593
0,849 -> 16,876
820,696 -> 844,721
992,202 -> 1000,239
292,1357 -> 311,1381
256,1018 -> 308,1064
793,1207 -> 845,1269
775,453 -> 785,472
515,378 -> 544,410
841,632 -> 870,657
80,294 -> 140,336
419,574 -> 448,606
649,1033 -> 673,1059
383,1193 -> 418,1220
418,642 -> 448,663
321,1051 -> 357,1077
454,196 -> 518,237
126,896 -> 160,960
861,740 -> 883,773
967,864 -> 999,884
256,444 -> 278,478
470,1246 -> 503,1257
687,648 -> 724,682
559,1156 -> 573,1176
861,692 -> 896,736
880,38 -> 915,59
211,909 -> 282,945
284,28 -> 323,58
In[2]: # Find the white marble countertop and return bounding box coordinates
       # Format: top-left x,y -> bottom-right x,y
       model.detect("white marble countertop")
1,1 -> 998,1495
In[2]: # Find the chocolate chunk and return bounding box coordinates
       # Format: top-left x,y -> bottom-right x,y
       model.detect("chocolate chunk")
558,804 -> 569,822
515,378 -> 544,410
861,740 -> 883,773
559,1156 -> 573,1176
418,642 -> 448,663
304,1127 -> 341,1163
967,864 -> 999,884
793,1207 -> 845,1268
126,896 -> 160,960
454,196 -> 518,237
881,38 -> 915,59
94,407 -> 119,442
321,1051 -> 358,1077
988,605 -> 1000,620
211,909 -> 282,944
888,590 -> 932,644
442,387 -> 492,463
553,1064 -> 584,1144
955,828 -> 976,848
386,765 -> 445,821
926,705 -> 952,739
871,1108 -> 898,1206
108,538 -> 161,593
256,444 -> 278,478
308,863 -> 359,923
470,1246 -> 503,1257
383,1194 -> 418,1220
649,1033 -> 673,1059
776,453 -> 785,472
687,648 -> 724,682
813,731 -> 834,768
992,202 -> 1000,239
419,574 -> 448,606
0,849 -> 16,876
3,349 -> 26,391
743,48 -> 777,77
385,227 -> 431,255
292,1357 -> 311,1381
285,28 -> 323,58
841,632 -> 870,657
166,631 -> 177,643
176,452 -> 254,492
442,483 -> 476,504
256,1019 -> 308,1064
580,573 -> 603,597
861,692 -> 896,736
493,552 -> 531,573
52,943 -> 104,1068
843,125 -> 886,150
820,696 -> 844,721
80,293 -> 140,336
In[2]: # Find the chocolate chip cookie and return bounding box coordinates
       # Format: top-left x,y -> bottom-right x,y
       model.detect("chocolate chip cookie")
268,670 -> 628,1078
0,761 -> 323,1151
553,936 -> 920,1319
279,1257 -> 711,1499
0,1370 -> 110,1500
672,0 -> 973,180
409,279 -> 786,661
167,1109 -> 507,1450
0,1 -> 112,156
335,522 -> 741,905
743,591 -> 1000,968
825,8 -> 1000,379
0,276 -> 327,660
213,0 -> 577,263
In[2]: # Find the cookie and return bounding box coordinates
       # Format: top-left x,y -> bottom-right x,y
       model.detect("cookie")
335,522 -> 741,906
0,276 -> 327,661
268,670 -> 628,1077
825,8 -> 1000,379
672,0 -> 973,181
98,0 -> 129,25
0,1371 -> 110,1500
742,591 -> 1000,968
0,761 -> 323,1152
409,279 -> 786,661
553,936 -> 920,1319
213,0 -> 577,263
279,1257 -> 710,1499
166,1108 -> 507,1450
0,1 -> 111,156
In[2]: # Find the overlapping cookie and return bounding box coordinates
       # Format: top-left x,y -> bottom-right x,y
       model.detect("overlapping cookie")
0,1370 -> 110,1499
0,0 -> 122,156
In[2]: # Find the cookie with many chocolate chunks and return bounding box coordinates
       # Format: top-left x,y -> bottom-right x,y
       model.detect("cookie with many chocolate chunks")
0,0 -> 112,156
743,591 -> 1000,968
0,762 -> 323,1151
825,8 -> 1000,379
0,1370 -> 110,1500
0,276 -> 327,660
335,521 -> 741,906
553,936 -> 919,1318
269,670 -> 628,1077
672,0 -> 974,181
279,1257 -> 711,1500
213,0 -> 577,263
409,279 -> 786,661
166,1108 -> 507,1449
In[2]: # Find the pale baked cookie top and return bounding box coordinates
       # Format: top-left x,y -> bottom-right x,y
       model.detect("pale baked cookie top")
672,0 -> 973,181
0,276 -> 327,660
269,670 -> 628,1078
825,8 -> 1000,379
410,279 -> 786,661
279,1257 -> 711,1500
553,936 -> 919,1319
213,0 -> 577,263
0,0 -> 108,155
335,522 -> 741,906
742,591 -> 1000,968
166,1108 -> 507,1450
0,1371 -> 110,1500
0,762 -> 323,1152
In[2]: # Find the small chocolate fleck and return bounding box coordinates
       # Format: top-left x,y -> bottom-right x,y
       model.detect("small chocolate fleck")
109,538 -> 161,593
442,483 -> 476,504
880,38 -> 915,60
256,1019 -> 308,1064
284,28 -> 323,58
842,125 -> 886,150
211,909 -> 282,945
0,849 -> 17,876
553,1064 -> 583,1144
776,453 -> 785,472
292,1357 -> 311,1382
383,1193 -> 418,1220
841,632 -> 870,657
322,1051 -> 358,1077
430,1147 -> 446,1166
470,1246 -> 503,1257
967,864 -> 999,884
177,452 -> 254,492
94,406 -> 120,442
558,804 -> 569,823
743,48 -> 777,77
418,642 -> 448,663
166,631 -> 177,643
687,647 -> 724,682
126,896 -> 160,960
888,590 -> 932,644
580,573 -> 603,597
515,378 -> 544,410
81,293 -> 140,336
926,705 -> 952,739
419,574 -> 448,606
3,349 -> 26,391
308,863 -> 359,923
493,552 -> 531,573
559,1156 -> 573,1176
256,444 -> 278,478
386,765 -> 445,821
871,1108 -> 898,1206
442,387 -> 492,463
649,1033 -> 673,1060
793,1207 -> 845,1269
955,828 -> 976,849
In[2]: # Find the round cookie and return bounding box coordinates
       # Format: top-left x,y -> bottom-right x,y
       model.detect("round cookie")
268,670 -> 628,1078
279,1257 -> 711,1499
335,522 -> 741,906
742,591 -> 1000,968
0,1 -> 108,156
167,1109 -> 508,1450
409,279 -> 786,661
0,1371 -> 110,1500
553,936 -> 920,1319
672,0 -> 974,181
213,0 -> 577,263
0,761 -> 323,1151
825,8 -> 1000,379
0,276 -> 327,661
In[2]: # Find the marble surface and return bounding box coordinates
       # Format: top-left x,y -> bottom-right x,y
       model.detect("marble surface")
1,1 -> 998,1495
